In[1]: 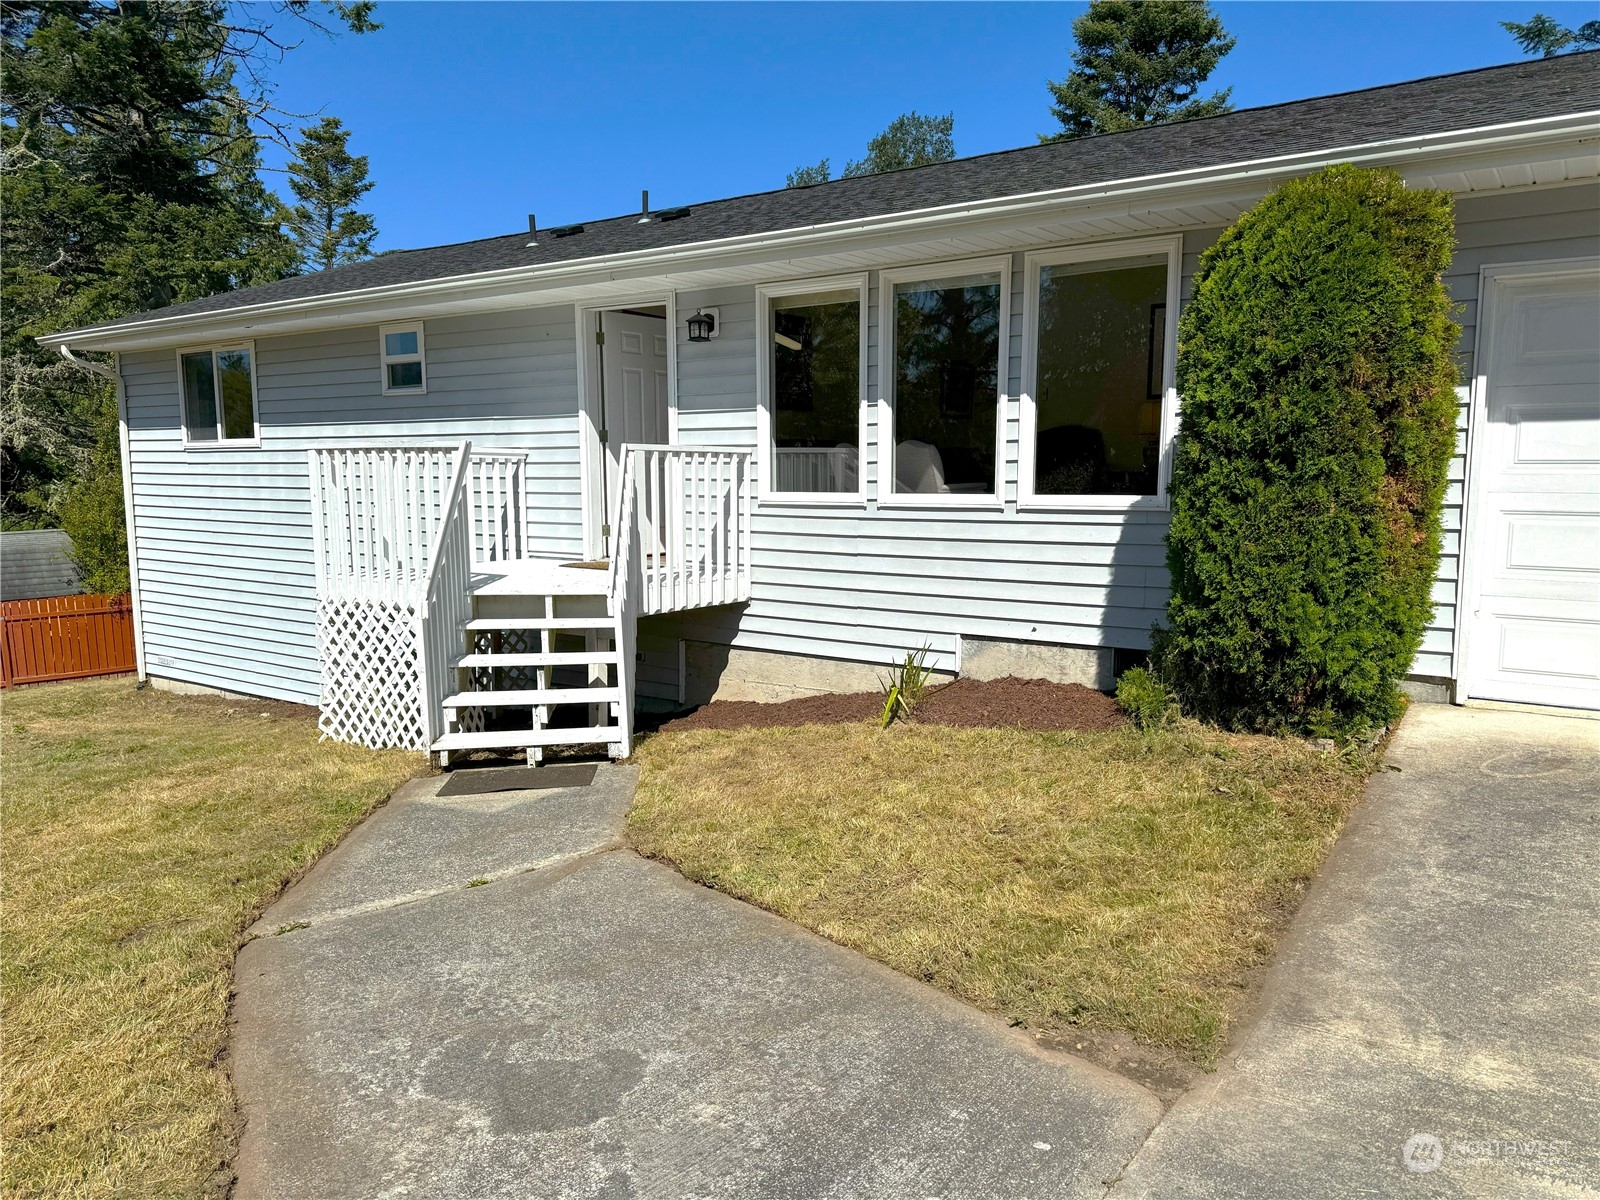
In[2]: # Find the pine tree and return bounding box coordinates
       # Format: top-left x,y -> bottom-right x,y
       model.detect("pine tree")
283,116 -> 378,271
1501,13 -> 1600,57
0,1 -> 375,550
1043,0 -> 1235,141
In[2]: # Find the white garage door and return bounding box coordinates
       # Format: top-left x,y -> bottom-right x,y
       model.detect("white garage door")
1463,264 -> 1600,710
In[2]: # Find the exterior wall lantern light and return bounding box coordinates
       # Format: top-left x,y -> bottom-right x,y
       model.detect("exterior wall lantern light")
686,308 -> 719,342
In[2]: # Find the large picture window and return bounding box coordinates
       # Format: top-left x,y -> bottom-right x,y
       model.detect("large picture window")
1022,239 -> 1179,505
883,262 -> 1006,500
757,278 -> 866,500
179,345 -> 257,445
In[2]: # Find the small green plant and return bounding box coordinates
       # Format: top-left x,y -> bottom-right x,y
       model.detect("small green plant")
880,647 -> 933,728
274,921 -> 310,936
467,877 -> 489,888
1116,665 -> 1177,731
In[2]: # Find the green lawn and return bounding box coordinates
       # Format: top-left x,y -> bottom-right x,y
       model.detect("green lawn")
1,678 -> 421,1199
629,719 -> 1373,1065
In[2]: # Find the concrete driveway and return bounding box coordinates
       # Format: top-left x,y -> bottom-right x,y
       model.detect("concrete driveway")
233,704 -> 1599,1198
233,767 -> 1160,1200
1111,704 -> 1600,1198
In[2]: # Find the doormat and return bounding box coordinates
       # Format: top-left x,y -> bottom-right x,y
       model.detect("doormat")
437,763 -> 598,797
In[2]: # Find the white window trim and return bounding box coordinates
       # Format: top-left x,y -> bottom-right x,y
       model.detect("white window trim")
175,340 -> 260,449
1018,234 -> 1183,512
876,255 -> 1011,510
754,273 -> 870,507
380,321 -> 427,395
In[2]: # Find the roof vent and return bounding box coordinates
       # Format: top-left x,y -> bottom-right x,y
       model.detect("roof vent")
550,223 -> 584,238
526,213 -> 538,247
657,207 -> 691,221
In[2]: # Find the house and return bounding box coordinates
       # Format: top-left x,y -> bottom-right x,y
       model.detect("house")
42,54 -> 1600,762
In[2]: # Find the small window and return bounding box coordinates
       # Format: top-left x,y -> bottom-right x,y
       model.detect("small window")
761,284 -> 864,496
380,323 -> 426,393
180,346 -> 256,444
884,262 -> 1006,499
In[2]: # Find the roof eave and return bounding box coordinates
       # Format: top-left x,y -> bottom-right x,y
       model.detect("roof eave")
42,110 -> 1600,352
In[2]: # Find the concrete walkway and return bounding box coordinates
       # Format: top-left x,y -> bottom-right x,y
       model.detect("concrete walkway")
233,704 -> 1599,1198
1112,704 -> 1600,1198
233,767 -> 1160,1199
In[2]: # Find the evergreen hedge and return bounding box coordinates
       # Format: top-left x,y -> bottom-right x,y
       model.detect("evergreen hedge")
1155,165 -> 1458,736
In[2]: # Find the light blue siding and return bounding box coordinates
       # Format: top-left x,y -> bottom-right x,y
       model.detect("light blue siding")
123,305 -> 582,702
122,181 -> 1600,704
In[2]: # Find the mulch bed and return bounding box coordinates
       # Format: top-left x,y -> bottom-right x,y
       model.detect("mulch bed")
657,676 -> 1127,734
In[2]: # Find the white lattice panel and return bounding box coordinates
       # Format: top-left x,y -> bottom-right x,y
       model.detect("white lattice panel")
316,597 -> 425,749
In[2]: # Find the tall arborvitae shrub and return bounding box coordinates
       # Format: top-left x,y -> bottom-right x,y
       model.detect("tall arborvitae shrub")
1156,165 -> 1458,736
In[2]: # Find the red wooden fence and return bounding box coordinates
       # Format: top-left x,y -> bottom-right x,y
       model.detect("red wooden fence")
0,594 -> 136,688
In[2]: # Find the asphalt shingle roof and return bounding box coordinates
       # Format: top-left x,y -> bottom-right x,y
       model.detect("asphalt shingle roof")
72,52 -> 1600,334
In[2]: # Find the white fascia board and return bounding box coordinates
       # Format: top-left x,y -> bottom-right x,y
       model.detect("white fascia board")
43,112 -> 1600,354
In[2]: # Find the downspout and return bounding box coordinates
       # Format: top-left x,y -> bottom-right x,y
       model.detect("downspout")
57,343 -> 147,683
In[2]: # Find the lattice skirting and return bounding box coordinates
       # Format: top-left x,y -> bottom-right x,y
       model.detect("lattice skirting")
315,597 -> 425,750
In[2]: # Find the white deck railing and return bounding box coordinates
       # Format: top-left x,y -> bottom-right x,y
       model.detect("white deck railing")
417,443 -> 475,748
308,445 -> 459,601
309,441 -> 752,753
607,450 -> 644,757
465,451 -> 528,565
307,443 -> 529,599
626,445 -> 753,615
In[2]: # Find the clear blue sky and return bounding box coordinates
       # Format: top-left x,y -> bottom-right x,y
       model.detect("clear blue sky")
258,1 -> 1595,252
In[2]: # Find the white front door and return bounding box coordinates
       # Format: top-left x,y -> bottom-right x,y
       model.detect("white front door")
597,310 -> 670,554
1463,265 -> 1600,709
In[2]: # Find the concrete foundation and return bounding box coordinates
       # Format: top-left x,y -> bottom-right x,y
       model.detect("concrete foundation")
148,675 -> 279,703
683,642 -> 952,706
960,637 -> 1114,691
1399,675 -> 1454,705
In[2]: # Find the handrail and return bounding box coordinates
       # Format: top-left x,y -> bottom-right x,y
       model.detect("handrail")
607,448 -> 643,756
416,440 -> 474,747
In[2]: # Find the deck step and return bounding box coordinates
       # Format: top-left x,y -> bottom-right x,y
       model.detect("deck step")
451,651 -> 620,669
442,687 -> 621,708
460,617 -> 615,632
430,727 -> 618,751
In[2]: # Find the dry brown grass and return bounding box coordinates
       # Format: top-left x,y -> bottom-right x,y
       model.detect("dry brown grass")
1,678 -> 421,1199
628,719 -> 1373,1065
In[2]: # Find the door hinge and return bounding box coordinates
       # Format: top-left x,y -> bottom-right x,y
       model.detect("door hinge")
599,428 -> 608,444
602,523 -> 611,539
595,330 -> 605,345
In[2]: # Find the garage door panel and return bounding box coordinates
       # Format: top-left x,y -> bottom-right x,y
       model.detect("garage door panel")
1505,401 -> 1600,467
1503,513 -> 1600,575
1492,615 -> 1600,681
1465,265 -> 1600,709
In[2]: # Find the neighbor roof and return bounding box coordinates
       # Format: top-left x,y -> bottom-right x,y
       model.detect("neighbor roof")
55,52 -> 1600,339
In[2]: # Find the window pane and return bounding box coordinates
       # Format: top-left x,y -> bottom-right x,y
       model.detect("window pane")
384,330 -> 418,357
387,361 -> 423,390
1034,256 -> 1167,496
215,349 -> 254,440
892,273 -> 1001,494
181,351 -> 218,441
771,292 -> 859,493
